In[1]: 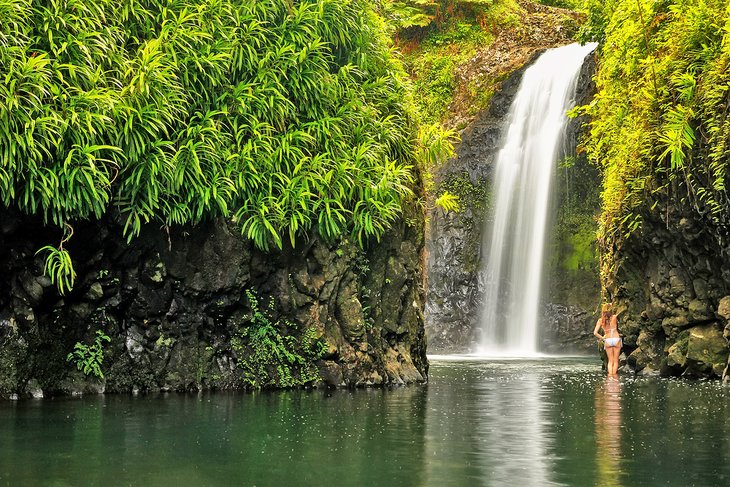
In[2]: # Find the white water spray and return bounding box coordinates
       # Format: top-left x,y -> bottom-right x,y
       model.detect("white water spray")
477,43 -> 597,356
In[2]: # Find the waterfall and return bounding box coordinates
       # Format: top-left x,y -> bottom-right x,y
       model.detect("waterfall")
477,42 -> 597,356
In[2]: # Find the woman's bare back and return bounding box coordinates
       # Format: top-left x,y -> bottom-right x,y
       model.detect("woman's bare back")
602,315 -> 619,338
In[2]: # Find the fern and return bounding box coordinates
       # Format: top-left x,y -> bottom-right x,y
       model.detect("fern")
435,191 -> 461,212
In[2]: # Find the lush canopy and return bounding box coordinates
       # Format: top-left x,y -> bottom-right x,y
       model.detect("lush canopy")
0,0 -> 422,264
579,0 -> 730,286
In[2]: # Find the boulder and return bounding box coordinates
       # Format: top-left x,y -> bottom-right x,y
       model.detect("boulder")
661,314 -> 690,338
685,324 -> 729,377
84,282 -> 104,301
717,296 -> 730,321
688,299 -> 713,321
666,332 -> 689,368
19,272 -> 44,305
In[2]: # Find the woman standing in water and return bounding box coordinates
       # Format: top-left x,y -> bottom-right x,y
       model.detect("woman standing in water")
594,303 -> 622,376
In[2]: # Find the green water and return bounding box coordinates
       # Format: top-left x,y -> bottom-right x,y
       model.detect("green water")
2,358 -> 730,486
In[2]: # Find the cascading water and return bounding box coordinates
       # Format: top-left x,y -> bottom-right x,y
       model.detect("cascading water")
477,42 -> 597,356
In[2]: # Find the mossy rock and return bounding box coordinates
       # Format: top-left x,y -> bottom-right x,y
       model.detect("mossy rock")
666,331 -> 689,369
686,324 -> 729,377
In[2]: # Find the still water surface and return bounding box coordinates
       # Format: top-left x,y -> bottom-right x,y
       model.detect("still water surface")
2,358 -> 730,486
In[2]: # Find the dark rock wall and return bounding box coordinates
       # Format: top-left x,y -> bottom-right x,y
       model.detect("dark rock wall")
607,204 -> 730,379
425,50 -> 601,354
0,204 -> 427,398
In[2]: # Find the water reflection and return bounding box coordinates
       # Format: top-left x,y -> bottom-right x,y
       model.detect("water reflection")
0,388 -> 429,487
594,377 -> 623,487
476,376 -> 555,485
424,360 -> 560,486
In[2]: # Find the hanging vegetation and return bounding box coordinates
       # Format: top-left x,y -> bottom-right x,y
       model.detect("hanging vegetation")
577,0 -> 730,290
0,0 -> 438,291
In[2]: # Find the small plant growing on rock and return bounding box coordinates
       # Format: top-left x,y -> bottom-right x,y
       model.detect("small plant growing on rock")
67,330 -> 111,379
232,290 -> 326,389
36,224 -> 76,295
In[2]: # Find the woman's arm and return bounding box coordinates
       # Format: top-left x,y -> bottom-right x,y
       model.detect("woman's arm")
593,319 -> 603,340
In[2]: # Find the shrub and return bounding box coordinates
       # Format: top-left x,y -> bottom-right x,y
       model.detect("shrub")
0,0 -> 426,291
67,330 -> 111,379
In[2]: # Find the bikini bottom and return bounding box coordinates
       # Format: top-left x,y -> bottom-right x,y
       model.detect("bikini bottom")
604,337 -> 622,347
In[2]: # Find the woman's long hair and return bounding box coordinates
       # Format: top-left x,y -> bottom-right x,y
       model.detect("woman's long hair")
601,304 -> 612,328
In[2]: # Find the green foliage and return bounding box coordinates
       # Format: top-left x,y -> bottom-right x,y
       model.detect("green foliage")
419,123 -> 459,212
439,172 -> 491,213
232,289 -> 326,389
386,1 -> 438,30
0,0 -> 422,264
576,0 -> 618,45
393,0 -> 525,131
35,223 -> 75,294
424,20 -> 493,47
434,190 -> 460,212
36,244 -> 75,295
579,0 -> 730,292
536,0 -> 582,9
418,123 -> 458,168
559,213 -> 597,272
412,53 -> 457,122
466,80 -> 495,117
385,0 -> 516,33
401,16 -> 496,124
67,330 -> 111,379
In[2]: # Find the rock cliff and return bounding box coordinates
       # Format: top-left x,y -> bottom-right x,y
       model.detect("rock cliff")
582,0 -> 730,380
607,204 -> 730,379
0,204 -> 427,398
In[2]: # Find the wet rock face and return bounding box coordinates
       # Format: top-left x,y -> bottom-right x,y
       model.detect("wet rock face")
608,206 -> 730,379
0,207 -> 427,398
542,52 -> 602,355
425,58 -> 535,353
541,304 -> 596,355
426,51 -> 600,354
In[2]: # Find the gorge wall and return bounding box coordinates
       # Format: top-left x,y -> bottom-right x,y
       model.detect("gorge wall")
0,204 -> 427,398
579,0 -> 730,379
607,205 -> 730,379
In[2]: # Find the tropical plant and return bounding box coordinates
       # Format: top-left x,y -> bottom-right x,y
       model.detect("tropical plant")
434,191 -> 460,212
0,0 -> 425,292
231,289 -> 326,388
35,223 -> 76,295
384,0 -> 517,32
67,330 -> 111,379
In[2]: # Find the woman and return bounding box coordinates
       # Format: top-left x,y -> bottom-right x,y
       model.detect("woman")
594,303 -> 621,376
